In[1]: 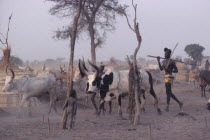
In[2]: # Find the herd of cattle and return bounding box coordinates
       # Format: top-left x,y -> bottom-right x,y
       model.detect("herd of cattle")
2,60 -> 210,117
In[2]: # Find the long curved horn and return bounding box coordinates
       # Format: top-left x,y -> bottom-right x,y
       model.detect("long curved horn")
78,59 -> 86,77
88,60 -> 100,77
60,64 -> 64,72
27,64 -> 33,71
5,64 -> 9,75
42,64 -> 46,70
10,68 -> 15,80
82,57 -> 88,72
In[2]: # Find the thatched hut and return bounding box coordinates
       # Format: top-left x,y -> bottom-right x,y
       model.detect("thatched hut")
175,62 -> 189,82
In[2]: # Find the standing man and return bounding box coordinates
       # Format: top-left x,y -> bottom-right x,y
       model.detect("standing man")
205,59 -> 209,70
157,48 -> 183,112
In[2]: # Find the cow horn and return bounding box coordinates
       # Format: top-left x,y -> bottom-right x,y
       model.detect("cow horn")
42,64 -> 46,70
82,57 -> 88,72
27,64 -> 33,71
88,60 -> 100,77
5,64 -> 9,75
10,68 -> 15,80
60,64 -> 64,72
79,59 -> 87,77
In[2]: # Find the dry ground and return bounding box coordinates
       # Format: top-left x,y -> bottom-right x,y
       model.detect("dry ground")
0,82 -> 210,140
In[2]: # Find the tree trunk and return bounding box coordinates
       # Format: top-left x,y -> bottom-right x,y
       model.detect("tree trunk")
61,0 -> 83,129
133,25 -> 142,126
0,47 -> 11,70
88,22 -> 97,65
124,0 -> 142,126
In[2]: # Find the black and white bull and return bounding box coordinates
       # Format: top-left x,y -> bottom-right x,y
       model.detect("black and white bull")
80,60 -> 161,116
2,66 -> 57,116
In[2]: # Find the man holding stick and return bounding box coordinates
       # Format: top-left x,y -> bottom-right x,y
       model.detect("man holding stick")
157,48 -> 183,112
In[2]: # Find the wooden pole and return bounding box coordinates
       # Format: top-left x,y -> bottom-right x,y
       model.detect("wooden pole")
205,116 -> 208,128
48,117 -> 51,134
42,114 -> 45,123
148,124 -> 152,140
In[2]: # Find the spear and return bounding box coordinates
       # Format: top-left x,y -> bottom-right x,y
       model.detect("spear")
147,55 -> 196,66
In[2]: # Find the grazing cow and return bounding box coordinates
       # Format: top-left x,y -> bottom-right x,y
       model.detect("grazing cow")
189,68 -> 200,88
80,60 -> 161,116
199,70 -> 210,98
2,67 -> 57,115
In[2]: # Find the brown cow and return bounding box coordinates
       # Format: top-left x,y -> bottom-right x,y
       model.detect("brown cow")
189,68 -> 200,88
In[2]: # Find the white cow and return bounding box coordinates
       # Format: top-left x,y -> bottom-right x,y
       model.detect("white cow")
2,67 -> 57,115
79,60 -> 161,116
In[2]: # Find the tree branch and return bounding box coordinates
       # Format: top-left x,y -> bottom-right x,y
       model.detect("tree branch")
124,13 -> 135,32
0,33 -> 6,40
92,0 -> 104,17
5,13 -> 13,48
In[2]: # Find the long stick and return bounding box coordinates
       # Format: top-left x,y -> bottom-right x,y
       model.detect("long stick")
147,55 -> 165,59
148,124 -> 152,140
205,116 -> 208,128
165,43 -> 179,69
147,55 -> 195,66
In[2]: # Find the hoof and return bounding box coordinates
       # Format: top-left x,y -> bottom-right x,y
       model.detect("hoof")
157,108 -> 162,115
119,111 -> 122,117
96,111 -> 101,116
165,107 -> 169,112
179,102 -> 183,110
141,108 -> 146,113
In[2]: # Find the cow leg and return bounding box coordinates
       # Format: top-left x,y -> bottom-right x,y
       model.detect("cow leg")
117,95 -> 122,116
194,80 -> 196,88
149,89 -> 161,115
204,84 -> 207,98
34,97 -> 40,106
140,95 -> 146,113
100,99 -> 106,115
91,92 -> 98,113
200,84 -> 204,97
146,71 -> 161,114
48,88 -> 57,115
18,96 -> 28,117
97,100 -> 105,116
140,90 -> 146,112
27,98 -> 32,117
108,101 -> 112,114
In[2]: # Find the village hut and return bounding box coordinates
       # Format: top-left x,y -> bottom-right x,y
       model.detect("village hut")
175,62 -> 189,82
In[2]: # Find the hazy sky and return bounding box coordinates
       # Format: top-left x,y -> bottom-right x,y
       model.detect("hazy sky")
0,0 -> 210,62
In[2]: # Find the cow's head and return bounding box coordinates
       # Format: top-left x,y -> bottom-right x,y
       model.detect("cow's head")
76,59 -> 113,94
2,66 -> 16,92
85,60 -> 100,93
75,59 -> 101,93
74,59 -> 88,83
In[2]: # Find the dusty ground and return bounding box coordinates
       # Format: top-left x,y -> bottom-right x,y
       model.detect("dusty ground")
0,82 -> 210,140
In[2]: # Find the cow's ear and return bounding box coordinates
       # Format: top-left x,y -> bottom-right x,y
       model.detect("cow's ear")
108,72 -> 113,85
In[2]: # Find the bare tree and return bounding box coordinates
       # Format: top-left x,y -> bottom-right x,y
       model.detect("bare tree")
48,0 -> 127,64
54,0 -> 86,129
0,14 -> 12,70
125,0 -> 142,126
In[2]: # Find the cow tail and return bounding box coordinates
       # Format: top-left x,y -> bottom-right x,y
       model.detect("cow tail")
146,71 -> 157,99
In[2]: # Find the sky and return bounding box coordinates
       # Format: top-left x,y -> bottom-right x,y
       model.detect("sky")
0,0 -> 210,62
